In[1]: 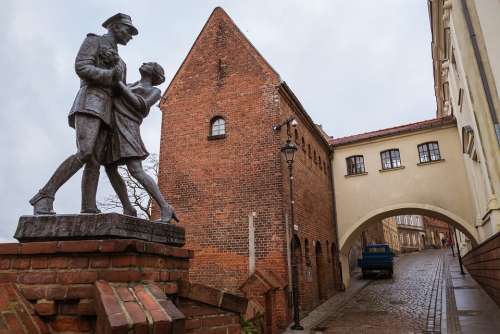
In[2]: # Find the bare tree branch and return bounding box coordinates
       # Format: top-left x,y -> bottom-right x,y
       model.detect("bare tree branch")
98,154 -> 159,220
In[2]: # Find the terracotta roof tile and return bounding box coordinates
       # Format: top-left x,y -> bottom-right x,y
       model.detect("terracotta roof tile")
330,116 -> 455,146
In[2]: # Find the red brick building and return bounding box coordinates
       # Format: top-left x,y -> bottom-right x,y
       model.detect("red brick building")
422,216 -> 451,248
158,7 -> 340,331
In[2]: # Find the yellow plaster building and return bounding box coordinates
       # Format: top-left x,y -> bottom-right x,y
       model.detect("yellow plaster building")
429,0 -> 500,238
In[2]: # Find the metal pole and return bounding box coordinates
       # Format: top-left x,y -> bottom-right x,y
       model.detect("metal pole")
288,162 -> 303,330
454,228 -> 465,275
448,224 -> 455,257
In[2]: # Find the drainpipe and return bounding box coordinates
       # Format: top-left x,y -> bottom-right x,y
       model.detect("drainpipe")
460,0 -> 500,145
329,149 -> 345,291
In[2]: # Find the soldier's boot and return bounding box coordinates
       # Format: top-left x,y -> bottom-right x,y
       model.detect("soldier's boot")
81,162 -> 101,214
29,191 -> 55,215
30,154 -> 84,215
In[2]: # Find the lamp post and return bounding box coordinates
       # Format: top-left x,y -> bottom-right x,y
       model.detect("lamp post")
281,138 -> 303,330
454,227 -> 466,275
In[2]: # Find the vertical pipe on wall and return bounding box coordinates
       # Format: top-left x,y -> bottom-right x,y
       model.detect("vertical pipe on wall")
329,150 -> 345,291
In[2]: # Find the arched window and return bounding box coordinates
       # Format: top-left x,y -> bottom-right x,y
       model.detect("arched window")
326,241 -> 330,262
301,137 -> 305,151
308,144 -> 312,158
210,117 -> 225,136
294,129 -> 299,143
315,241 -> 325,300
305,239 -> 311,266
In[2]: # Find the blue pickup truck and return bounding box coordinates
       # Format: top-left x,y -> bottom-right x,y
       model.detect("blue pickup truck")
357,244 -> 395,278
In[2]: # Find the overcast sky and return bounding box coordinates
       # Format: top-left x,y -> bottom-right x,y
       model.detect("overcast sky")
0,0 -> 435,240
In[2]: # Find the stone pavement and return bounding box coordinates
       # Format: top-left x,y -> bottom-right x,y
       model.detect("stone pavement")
286,249 -> 500,334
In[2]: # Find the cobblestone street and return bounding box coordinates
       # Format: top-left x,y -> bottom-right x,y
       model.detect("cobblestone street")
317,250 -> 444,333
289,249 -> 500,334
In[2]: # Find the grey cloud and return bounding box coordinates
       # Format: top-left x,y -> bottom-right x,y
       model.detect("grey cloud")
0,0 -> 435,240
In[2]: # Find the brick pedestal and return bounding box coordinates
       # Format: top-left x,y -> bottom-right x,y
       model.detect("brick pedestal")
0,238 -> 247,333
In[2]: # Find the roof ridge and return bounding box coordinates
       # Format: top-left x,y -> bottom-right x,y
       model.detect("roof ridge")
161,7 -> 280,103
331,115 -> 455,146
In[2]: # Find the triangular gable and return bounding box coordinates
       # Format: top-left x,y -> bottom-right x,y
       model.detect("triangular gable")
161,7 -> 281,104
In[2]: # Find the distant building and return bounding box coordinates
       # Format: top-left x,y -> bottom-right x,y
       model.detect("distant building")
362,219 -> 400,254
396,215 -> 425,253
422,216 -> 451,248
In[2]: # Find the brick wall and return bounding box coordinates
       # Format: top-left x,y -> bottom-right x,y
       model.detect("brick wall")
0,239 -> 247,333
158,7 -> 284,293
0,239 -> 191,333
278,89 -> 338,312
158,6 -> 339,331
462,231 -> 500,307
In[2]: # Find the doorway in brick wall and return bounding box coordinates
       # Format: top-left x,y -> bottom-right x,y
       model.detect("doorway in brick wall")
315,241 -> 325,300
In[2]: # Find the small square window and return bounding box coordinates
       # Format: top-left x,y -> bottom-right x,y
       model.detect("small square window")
346,155 -> 365,175
418,142 -> 441,163
380,149 -> 401,170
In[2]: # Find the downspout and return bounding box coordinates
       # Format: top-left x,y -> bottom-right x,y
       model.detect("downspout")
329,148 -> 345,291
460,0 -> 500,145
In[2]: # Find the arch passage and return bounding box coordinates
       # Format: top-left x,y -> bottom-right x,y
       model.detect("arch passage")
339,204 -> 479,255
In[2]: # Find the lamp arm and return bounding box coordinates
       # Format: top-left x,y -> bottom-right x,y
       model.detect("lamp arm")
273,117 -> 297,131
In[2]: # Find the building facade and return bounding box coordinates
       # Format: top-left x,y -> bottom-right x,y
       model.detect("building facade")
158,8 -> 339,332
396,215 -> 426,253
155,3 -> 500,328
429,0 -> 500,239
422,216 -> 451,248
429,0 -> 500,306
362,219 -> 401,254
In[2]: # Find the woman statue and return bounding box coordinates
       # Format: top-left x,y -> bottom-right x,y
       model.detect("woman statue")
105,62 -> 178,223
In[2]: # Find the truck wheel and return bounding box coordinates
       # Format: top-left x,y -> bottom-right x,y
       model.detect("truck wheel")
388,269 -> 393,278
362,270 -> 367,279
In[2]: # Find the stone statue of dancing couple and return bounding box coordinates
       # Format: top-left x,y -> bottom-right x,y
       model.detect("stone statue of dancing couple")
30,13 -> 178,223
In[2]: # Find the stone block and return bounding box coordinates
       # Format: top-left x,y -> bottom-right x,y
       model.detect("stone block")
95,280 -> 185,334
15,213 -> 185,247
35,299 -> 56,316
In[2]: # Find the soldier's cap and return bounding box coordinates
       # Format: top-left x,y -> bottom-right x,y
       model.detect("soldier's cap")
102,13 -> 138,35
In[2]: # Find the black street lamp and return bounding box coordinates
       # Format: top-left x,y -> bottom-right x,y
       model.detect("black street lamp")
281,137 -> 303,330
454,227 -> 466,275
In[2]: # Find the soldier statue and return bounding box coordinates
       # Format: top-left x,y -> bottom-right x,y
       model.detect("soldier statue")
30,13 -> 139,216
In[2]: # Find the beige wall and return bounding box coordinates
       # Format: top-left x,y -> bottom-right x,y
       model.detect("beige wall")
431,0 -> 500,237
474,0 -> 500,100
332,124 -> 477,285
